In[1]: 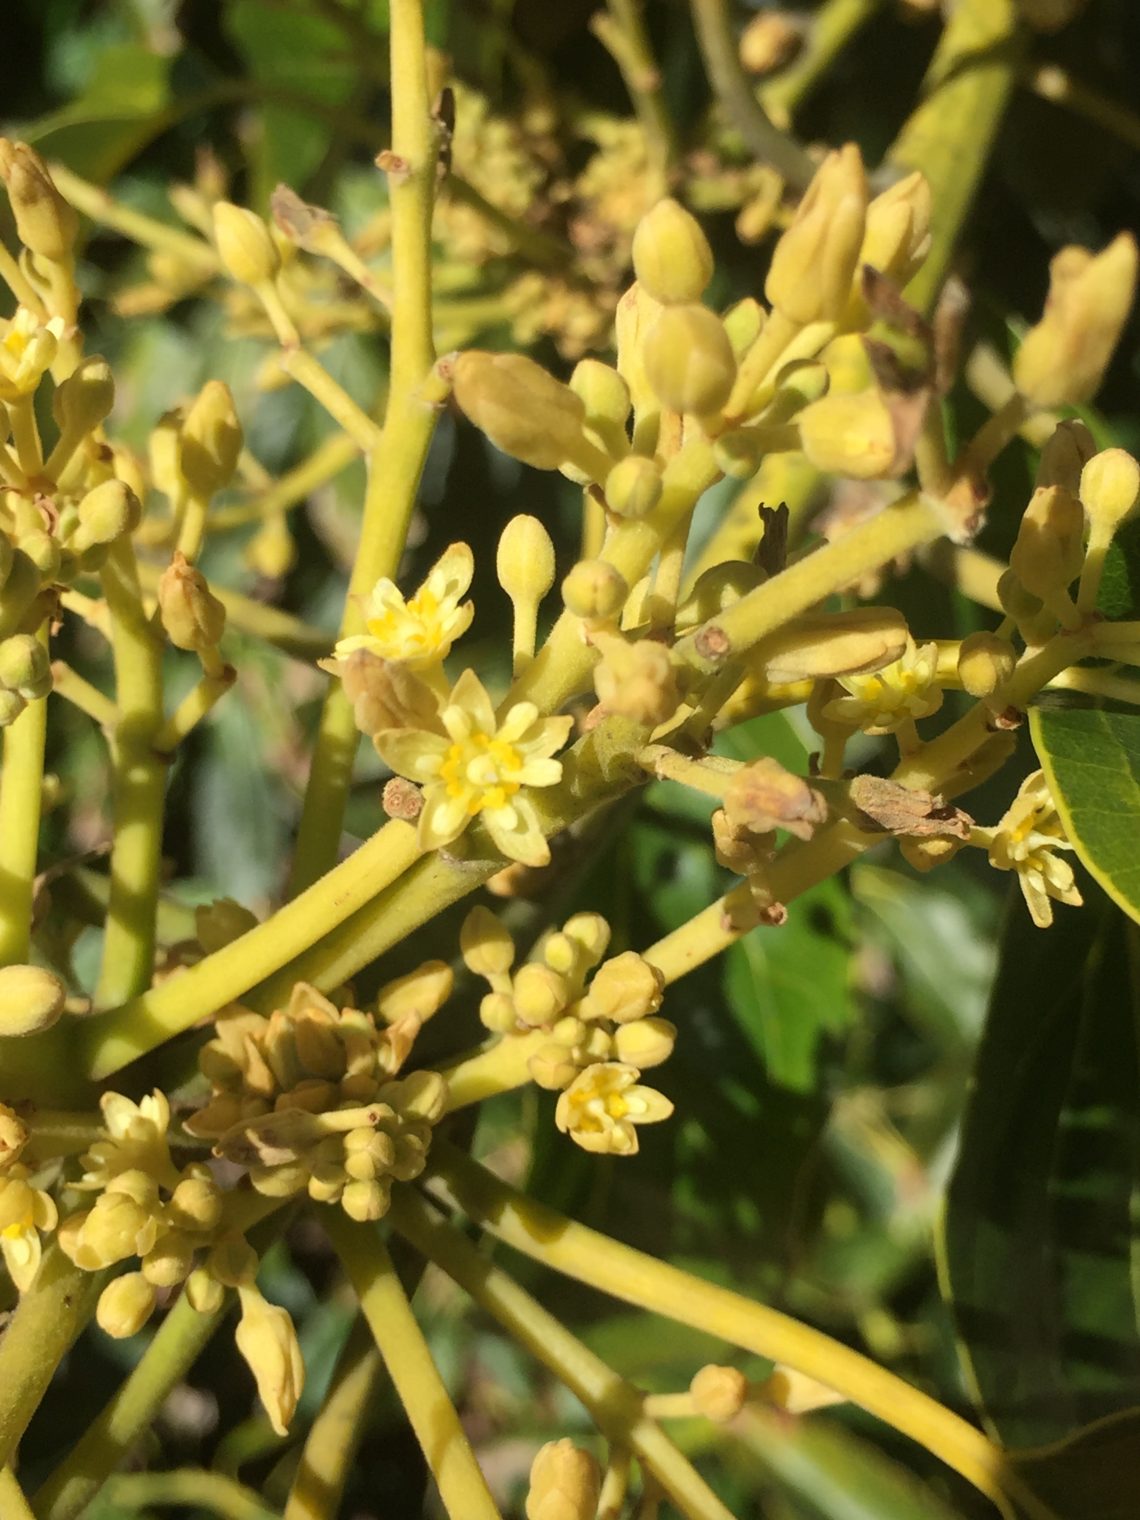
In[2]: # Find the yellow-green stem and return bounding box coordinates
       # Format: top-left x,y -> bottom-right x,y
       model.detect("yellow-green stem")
283,1316 -> 384,1520
78,821 -> 421,1079
153,665 -> 236,755
289,0 -> 438,895
425,1147 -> 1020,1515
48,161 -> 220,275
325,1212 -> 503,1520
50,661 -> 118,729
136,561 -> 333,661
760,0 -> 886,122
390,1190 -> 738,1520
95,537 -> 167,1009
0,687 -> 47,966
0,1469 -> 35,1520
101,1471 -> 277,1520
593,0 -> 676,186
278,346 -> 384,452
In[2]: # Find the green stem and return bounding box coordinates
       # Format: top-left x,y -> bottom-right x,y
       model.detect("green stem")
77,821 -> 422,1080
390,1190 -> 738,1520
101,1471 -> 277,1520
0,686 -> 47,966
34,1290 -> 229,1520
283,1316 -> 384,1520
760,0 -> 886,122
689,0 -> 816,189
325,1212 -> 503,1520
289,0 -> 439,895
95,537 -> 167,1009
592,0 -> 676,186
0,1244 -> 105,1470
424,1147 -> 1022,1517
889,0 -> 1025,315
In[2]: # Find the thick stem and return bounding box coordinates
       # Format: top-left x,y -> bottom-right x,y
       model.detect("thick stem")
283,1316 -> 384,1520
0,685 -> 47,966
325,1213 -> 503,1520
0,1469 -> 35,1520
101,1471 -> 276,1520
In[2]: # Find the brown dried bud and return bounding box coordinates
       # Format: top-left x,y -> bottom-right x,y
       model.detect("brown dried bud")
847,775 -> 972,839
723,759 -> 827,841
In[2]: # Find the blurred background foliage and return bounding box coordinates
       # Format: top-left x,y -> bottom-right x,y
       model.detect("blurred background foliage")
3,1 -> 1140,1516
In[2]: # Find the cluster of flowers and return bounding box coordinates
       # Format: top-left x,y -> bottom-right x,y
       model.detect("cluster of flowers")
460,905 -> 675,1155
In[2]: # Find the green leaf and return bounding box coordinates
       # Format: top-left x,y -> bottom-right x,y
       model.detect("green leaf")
1030,699 -> 1140,924
939,886 -> 1140,1448
21,42 -> 172,181
1096,516 -> 1140,621
723,879 -> 854,1094
1012,1407 -> 1140,1520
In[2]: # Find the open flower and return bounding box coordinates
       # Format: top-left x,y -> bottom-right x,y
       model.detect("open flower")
555,1062 -> 673,1155
333,543 -> 475,669
985,769 -> 1083,928
822,639 -> 942,734
0,307 -> 65,401
77,1090 -> 180,1192
375,669 -> 573,866
0,1165 -> 59,1292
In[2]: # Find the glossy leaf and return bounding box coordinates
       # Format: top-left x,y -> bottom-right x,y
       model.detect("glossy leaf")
21,42 -> 172,181
1012,1407 -> 1140,1520
1030,699 -> 1140,924
940,885 -> 1140,1449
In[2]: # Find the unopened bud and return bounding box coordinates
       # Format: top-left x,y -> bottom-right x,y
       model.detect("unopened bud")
213,202 -> 280,285
562,559 -> 628,621
461,905 -> 515,979
997,568 -> 1043,623
376,960 -> 453,1024
169,1176 -> 224,1233
854,171 -> 932,297
149,409 -> 185,500
753,607 -> 908,684
159,551 -> 226,651
512,964 -> 570,1027
604,454 -> 663,519
691,1364 -> 749,1422
564,913 -> 611,966
185,1267 -> 226,1315
498,515 -> 556,605
581,951 -> 664,1024
0,634 -> 51,699
1009,484 -> 1085,597
0,139 -> 78,261
642,304 -> 736,415
53,357 -> 115,437
899,834 -> 965,872
612,1015 -> 676,1068
957,632 -> 1017,697
569,358 -> 631,437
143,1229 -> 196,1287
593,634 -> 679,727
766,144 -> 868,325
1013,233 -> 1138,407
526,1440 -> 601,1520
1080,448 -> 1140,535
631,198 -> 714,305
196,897 -> 258,953
1036,418 -> 1096,491
480,991 -> 518,1033
528,1043 -> 582,1091
0,1103 -> 29,1167
389,1068 -> 448,1122
337,650 -> 441,738
798,389 -> 897,478
72,479 -> 141,552
0,963 -> 67,1035
97,1272 -> 157,1338
722,297 -> 766,358
21,530 -> 61,580
454,351 -> 603,474
180,380 -> 243,499
615,281 -> 666,422
739,12 -> 803,74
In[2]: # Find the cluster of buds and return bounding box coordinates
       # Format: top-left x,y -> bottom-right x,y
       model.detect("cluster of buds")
0,1102 -> 57,1292
461,905 -> 675,1153
187,976 -> 452,1221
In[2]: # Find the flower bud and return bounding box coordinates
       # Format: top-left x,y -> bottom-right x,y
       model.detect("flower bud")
149,408 -> 184,500
739,12 -> 803,74
0,963 -> 66,1036
376,960 -> 453,1025
854,171 -> 932,292
159,551 -> 226,651
180,380 -> 243,498
453,352 -> 601,473
213,202 -> 280,285
1080,448 -> 1140,535
723,297 -> 766,358
612,1015 -> 676,1068
337,650 -> 441,739
513,963 -> 570,1027
1009,485 -> 1085,597
564,912 -> 612,966
0,634 -> 51,699
185,1267 -> 226,1315
757,1364 -> 846,1414
528,1042 -> 582,1091
1036,418 -> 1096,491
142,1229 -> 196,1287
389,1068 -> 448,1123
342,1179 -> 387,1221
691,1363 -> 749,1422
52,356 -> 115,437
899,835 -> 965,872
169,1176 -> 224,1233
97,1272 -> 157,1338
753,607 -> 908,684
569,359 -> 631,444
0,139 -> 79,261
797,389 -> 897,478
631,198 -> 714,305
1013,234 -> 1138,407
604,454 -> 663,519
766,144 -> 868,325
957,631 -> 1017,697
498,514 -> 556,606
21,529 -> 61,580
562,559 -> 628,621
581,952 -> 664,1024
642,304 -> 736,415
461,905 -> 515,979
235,1284 -> 304,1436
480,991 -> 518,1033
196,897 -> 258,954
526,1439 -> 601,1520
997,568 -> 1044,624
614,281 -> 665,423
593,634 -> 679,727
72,479 -> 141,552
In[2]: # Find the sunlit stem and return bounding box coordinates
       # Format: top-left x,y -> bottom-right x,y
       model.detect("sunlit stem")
0,671 -> 47,966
